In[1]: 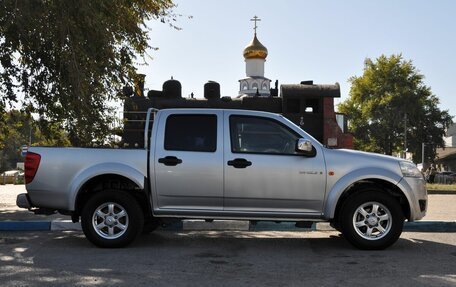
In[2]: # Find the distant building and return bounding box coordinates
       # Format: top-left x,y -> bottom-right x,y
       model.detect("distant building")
436,123 -> 456,171
444,123 -> 456,147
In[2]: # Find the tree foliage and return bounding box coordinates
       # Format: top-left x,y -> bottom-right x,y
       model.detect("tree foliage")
338,54 -> 453,163
0,0 -> 177,147
0,110 -> 70,172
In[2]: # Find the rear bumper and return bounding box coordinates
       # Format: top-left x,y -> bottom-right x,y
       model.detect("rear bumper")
16,193 -> 32,209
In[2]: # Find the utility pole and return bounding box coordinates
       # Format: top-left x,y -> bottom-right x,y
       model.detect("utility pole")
404,113 -> 407,158
29,123 -> 32,146
422,142 -> 425,168
28,117 -> 33,146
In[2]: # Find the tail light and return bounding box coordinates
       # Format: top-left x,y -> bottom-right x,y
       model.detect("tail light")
25,152 -> 41,184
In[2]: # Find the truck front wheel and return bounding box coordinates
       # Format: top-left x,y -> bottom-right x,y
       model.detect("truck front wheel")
339,190 -> 404,250
81,190 -> 144,248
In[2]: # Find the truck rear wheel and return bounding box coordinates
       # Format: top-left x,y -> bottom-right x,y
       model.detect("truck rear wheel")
339,189 -> 404,250
81,190 -> 144,248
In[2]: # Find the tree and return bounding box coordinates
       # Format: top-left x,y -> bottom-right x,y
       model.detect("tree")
0,0 -> 178,147
0,110 -> 70,172
338,54 -> 453,163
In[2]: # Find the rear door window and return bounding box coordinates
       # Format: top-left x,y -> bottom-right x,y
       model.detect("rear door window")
164,115 -> 217,152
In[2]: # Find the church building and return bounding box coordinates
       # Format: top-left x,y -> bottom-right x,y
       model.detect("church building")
239,16 -> 271,97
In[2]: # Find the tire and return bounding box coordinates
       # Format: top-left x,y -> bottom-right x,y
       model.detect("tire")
339,189 -> 404,250
329,220 -> 341,232
81,190 -> 144,248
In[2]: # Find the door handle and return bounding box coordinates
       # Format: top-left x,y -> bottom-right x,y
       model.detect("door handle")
158,156 -> 183,166
227,158 -> 252,169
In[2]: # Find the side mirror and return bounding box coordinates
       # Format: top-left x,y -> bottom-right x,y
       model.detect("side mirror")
296,138 -> 313,152
296,138 -> 316,157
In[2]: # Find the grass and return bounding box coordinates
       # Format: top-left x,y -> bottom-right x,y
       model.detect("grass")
426,183 -> 456,191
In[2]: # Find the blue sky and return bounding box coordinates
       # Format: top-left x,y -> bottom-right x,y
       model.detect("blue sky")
138,0 -> 456,117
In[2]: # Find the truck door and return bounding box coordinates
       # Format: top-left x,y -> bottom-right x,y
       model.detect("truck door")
223,112 -> 326,214
154,110 -> 223,210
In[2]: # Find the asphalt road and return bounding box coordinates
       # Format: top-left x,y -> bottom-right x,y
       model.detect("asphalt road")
0,230 -> 455,287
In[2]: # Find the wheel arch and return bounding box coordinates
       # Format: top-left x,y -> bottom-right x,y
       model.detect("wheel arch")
68,163 -> 146,209
324,169 -> 412,222
331,179 -> 411,222
72,172 -> 151,220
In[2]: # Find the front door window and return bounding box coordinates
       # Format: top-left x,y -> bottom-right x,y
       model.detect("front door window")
230,116 -> 300,155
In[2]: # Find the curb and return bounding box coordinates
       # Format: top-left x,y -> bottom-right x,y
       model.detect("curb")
0,221 -> 51,231
427,189 -> 456,195
1,220 -> 456,232
402,221 -> 456,232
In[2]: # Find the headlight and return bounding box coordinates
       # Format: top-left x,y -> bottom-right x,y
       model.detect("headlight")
399,161 -> 422,178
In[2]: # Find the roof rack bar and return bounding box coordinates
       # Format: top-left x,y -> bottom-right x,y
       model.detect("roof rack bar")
144,108 -> 159,149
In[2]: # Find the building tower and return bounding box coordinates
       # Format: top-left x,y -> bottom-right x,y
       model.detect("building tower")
239,16 -> 271,97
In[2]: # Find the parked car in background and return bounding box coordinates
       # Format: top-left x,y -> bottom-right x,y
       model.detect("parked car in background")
434,171 -> 456,184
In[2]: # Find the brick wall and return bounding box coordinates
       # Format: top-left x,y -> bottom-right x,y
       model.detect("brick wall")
322,97 -> 353,149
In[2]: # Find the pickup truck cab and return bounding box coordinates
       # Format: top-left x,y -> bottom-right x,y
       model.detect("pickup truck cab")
17,108 -> 427,249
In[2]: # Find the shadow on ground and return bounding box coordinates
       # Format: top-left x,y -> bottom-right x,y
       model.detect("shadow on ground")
0,208 -> 68,221
0,230 -> 455,286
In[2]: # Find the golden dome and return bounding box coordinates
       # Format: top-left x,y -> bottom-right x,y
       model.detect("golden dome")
243,33 -> 268,59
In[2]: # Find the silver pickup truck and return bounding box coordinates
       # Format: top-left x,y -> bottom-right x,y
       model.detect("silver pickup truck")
17,108 -> 427,249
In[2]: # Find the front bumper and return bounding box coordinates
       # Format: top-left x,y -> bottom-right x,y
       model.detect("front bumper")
397,176 -> 428,221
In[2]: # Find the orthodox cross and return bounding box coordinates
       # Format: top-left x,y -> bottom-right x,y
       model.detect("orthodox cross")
250,16 -> 261,34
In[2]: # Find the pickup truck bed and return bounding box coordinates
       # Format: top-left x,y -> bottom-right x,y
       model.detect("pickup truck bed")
23,147 -> 147,211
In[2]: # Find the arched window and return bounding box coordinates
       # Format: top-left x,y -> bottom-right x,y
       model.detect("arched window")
252,83 -> 258,90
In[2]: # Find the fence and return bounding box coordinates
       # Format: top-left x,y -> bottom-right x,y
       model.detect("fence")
1,172 -> 24,185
